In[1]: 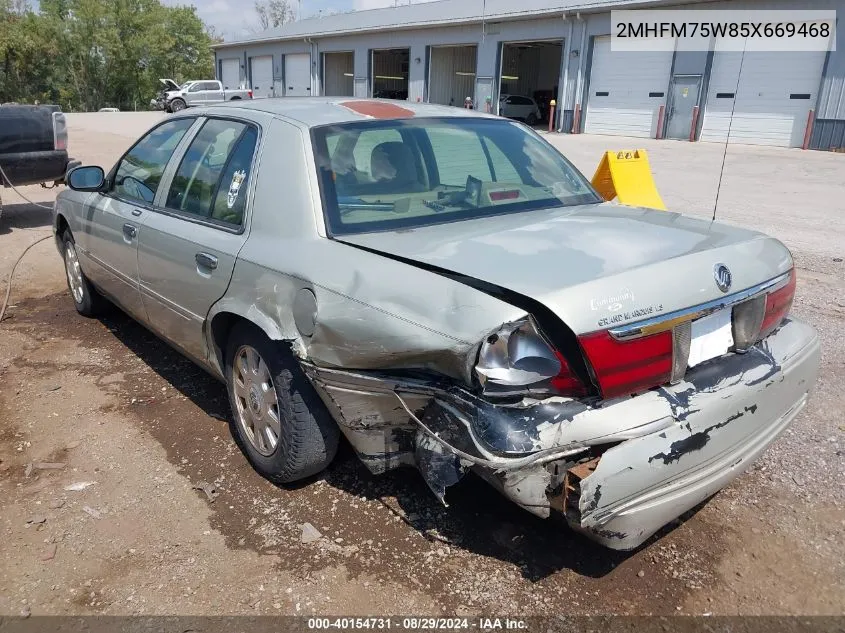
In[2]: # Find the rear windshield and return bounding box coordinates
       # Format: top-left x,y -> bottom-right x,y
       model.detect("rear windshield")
311,117 -> 600,235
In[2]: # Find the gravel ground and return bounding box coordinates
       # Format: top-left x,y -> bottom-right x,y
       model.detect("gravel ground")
0,112 -> 842,617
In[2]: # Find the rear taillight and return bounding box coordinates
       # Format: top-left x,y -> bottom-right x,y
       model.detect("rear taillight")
577,269 -> 797,400
550,350 -> 588,396
52,112 -> 68,151
578,330 -> 673,400
475,317 -> 588,398
760,269 -> 796,338
248,90 -> 253,99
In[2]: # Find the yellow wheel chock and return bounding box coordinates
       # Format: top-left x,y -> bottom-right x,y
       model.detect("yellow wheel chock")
590,149 -> 666,211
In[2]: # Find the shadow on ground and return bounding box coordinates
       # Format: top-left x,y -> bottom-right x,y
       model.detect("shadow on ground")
0,201 -> 54,235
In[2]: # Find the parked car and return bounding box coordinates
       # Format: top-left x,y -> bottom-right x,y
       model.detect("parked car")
499,94 -> 542,124
151,79 -> 252,113
532,88 -> 558,122
0,104 -> 79,189
98,107 -> 120,112
53,99 -> 819,550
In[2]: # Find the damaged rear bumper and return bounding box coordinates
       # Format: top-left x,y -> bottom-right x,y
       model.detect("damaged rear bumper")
573,317 -> 819,549
303,317 -> 819,551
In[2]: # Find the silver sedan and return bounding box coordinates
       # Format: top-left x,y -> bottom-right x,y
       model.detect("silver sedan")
53,99 -> 820,550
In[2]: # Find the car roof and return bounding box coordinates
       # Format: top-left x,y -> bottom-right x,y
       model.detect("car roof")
203,97 -> 500,128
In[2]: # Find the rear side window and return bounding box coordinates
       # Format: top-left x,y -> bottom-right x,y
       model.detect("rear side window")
113,118 -> 194,204
165,118 -> 258,226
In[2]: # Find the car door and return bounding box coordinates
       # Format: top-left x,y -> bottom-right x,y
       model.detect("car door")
80,117 -> 197,321
514,96 -> 532,119
203,81 -> 225,105
184,82 -> 206,107
137,117 -> 260,362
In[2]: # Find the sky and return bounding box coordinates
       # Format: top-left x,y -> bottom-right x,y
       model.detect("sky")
161,0 -> 440,40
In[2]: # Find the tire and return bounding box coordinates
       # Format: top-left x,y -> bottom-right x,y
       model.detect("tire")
230,96 -> 241,101
169,98 -> 186,112
526,113 -> 539,126
225,322 -> 339,483
61,231 -> 105,317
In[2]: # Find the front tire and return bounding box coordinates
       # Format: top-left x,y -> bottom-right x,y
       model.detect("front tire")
225,322 -> 339,484
169,98 -> 186,112
62,231 -> 105,317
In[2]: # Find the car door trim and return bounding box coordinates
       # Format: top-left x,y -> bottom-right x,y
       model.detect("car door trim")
139,283 -> 203,323
84,248 -> 139,291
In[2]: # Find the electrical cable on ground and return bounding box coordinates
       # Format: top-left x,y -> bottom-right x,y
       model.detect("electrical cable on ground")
0,162 -> 57,325
0,234 -> 52,324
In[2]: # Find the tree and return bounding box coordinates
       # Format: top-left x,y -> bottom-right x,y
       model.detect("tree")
254,0 -> 295,31
0,0 -> 216,111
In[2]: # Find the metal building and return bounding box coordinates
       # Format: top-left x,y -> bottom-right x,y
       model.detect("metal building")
212,0 -> 845,150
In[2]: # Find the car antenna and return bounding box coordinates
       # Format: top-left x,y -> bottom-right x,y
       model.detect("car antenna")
712,39 -> 748,222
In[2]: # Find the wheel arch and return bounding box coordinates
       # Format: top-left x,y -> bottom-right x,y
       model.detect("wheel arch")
55,212 -> 70,249
206,303 -> 300,378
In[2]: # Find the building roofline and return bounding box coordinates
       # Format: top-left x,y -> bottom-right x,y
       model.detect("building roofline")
212,0 -> 699,50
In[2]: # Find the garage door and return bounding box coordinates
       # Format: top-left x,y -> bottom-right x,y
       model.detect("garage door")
221,58 -> 240,90
585,36 -> 673,137
701,46 -> 826,147
285,53 -> 311,97
250,56 -> 274,98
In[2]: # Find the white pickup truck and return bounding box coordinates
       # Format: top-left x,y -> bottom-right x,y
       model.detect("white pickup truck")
151,79 -> 253,113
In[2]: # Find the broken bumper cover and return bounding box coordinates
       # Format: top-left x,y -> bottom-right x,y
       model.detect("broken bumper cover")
574,317 -> 819,549
304,317 -> 819,551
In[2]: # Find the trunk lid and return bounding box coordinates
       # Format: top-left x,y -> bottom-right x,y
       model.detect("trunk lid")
341,203 -> 792,335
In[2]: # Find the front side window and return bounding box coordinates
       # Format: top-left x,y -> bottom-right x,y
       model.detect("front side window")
312,117 -> 600,235
113,118 -> 194,204
165,118 -> 258,226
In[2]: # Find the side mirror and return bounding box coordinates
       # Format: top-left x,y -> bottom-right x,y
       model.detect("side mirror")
67,165 -> 105,191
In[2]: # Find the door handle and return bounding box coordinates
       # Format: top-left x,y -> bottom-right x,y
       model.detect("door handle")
196,252 -> 218,270
122,223 -> 137,239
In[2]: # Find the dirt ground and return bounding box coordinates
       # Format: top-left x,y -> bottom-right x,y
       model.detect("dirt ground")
0,113 -> 843,617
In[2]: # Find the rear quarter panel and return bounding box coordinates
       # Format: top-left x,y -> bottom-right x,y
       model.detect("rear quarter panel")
211,116 -> 525,382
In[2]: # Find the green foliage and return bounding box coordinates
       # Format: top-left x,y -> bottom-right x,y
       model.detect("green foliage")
0,0 -> 216,111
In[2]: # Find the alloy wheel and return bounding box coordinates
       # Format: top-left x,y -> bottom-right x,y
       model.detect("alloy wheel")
64,241 -> 84,304
232,345 -> 282,456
